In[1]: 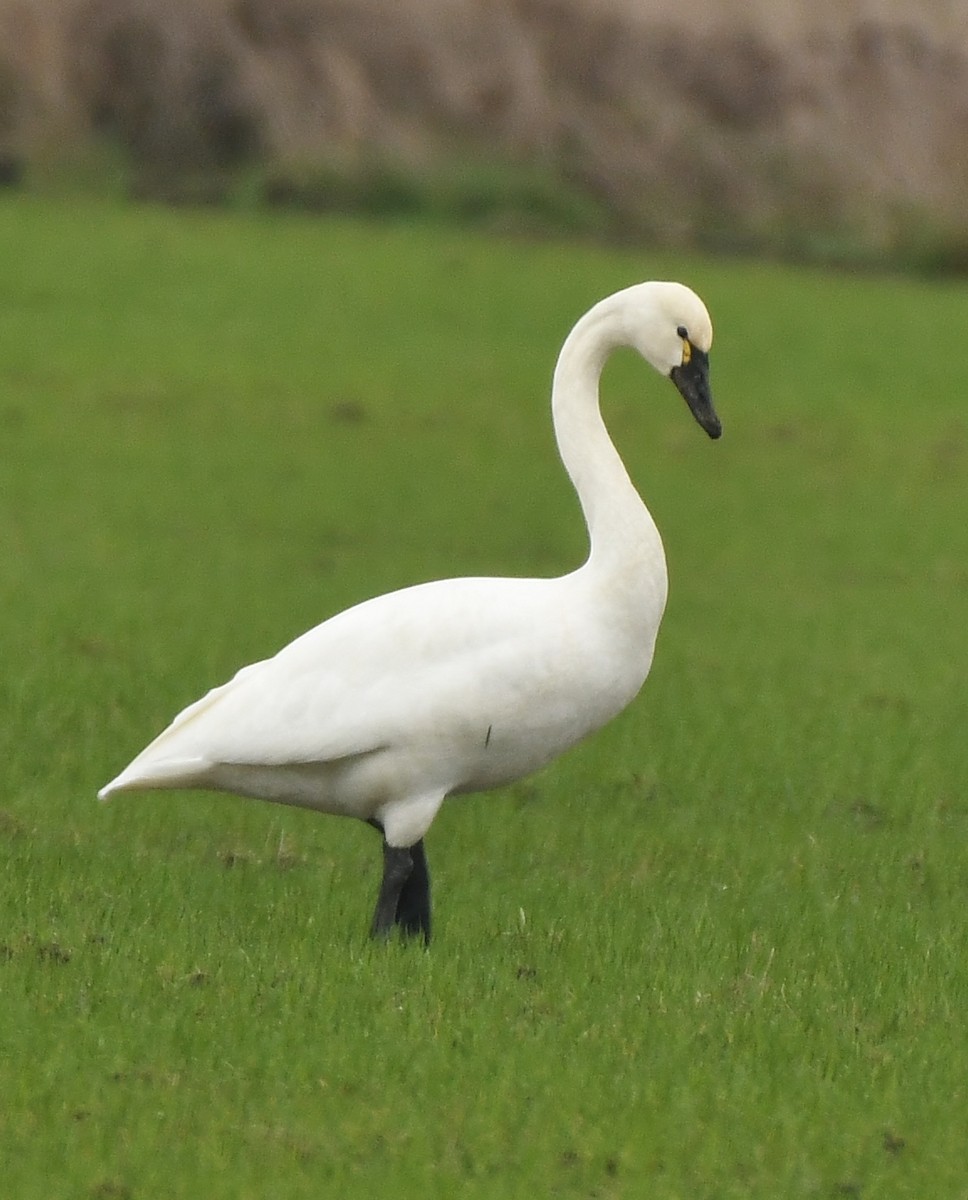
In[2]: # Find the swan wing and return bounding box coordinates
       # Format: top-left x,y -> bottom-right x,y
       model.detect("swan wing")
100,573 -> 614,796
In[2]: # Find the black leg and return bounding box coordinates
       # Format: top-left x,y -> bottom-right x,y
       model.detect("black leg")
394,838 -> 431,945
367,823 -> 432,946
370,841 -> 414,940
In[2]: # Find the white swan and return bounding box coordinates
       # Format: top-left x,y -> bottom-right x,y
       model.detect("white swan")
99,281 -> 721,943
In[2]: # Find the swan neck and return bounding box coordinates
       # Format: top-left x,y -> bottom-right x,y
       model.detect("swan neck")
551,303 -> 660,574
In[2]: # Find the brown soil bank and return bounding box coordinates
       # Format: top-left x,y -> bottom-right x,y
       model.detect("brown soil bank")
2,0 -> 967,263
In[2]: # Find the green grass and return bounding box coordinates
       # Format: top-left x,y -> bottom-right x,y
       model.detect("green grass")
1,195 -> 967,1199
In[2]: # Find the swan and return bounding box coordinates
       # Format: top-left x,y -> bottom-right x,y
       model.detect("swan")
99,280 -> 721,944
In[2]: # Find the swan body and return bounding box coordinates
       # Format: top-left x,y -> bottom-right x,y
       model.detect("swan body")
99,280 -> 721,942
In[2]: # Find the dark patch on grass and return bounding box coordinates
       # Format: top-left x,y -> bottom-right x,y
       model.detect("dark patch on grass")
764,421 -> 798,443
511,783 -> 542,809
219,847 -> 255,868
0,934 -> 45,960
850,800 -> 889,830
860,692 -> 912,715
0,404 -> 26,429
91,1180 -> 133,1200
111,1068 -> 154,1085
37,941 -> 72,965
0,809 -> 25,836
218,844 -> 303,869
883,1130 -> 906,1155
72,635 -> 112,659
328,399 -> 368,424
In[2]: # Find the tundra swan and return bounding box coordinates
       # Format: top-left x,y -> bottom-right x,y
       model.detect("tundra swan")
99,281 -> 721,944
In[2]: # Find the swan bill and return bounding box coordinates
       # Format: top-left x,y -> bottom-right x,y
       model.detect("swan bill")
670,348 -> 721,440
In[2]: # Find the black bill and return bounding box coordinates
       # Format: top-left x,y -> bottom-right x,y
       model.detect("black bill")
670,347 -> 721,439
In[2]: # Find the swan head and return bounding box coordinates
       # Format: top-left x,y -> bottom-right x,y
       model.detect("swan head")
621,281 -> 721,440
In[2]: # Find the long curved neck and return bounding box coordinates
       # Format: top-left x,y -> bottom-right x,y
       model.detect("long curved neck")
551,299 -> 663,578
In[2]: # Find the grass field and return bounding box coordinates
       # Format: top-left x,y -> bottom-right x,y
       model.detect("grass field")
1,196 -> 966,1198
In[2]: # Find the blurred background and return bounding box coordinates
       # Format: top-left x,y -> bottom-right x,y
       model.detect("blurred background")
2,0 -> 967,270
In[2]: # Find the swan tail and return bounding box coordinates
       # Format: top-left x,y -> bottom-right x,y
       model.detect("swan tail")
97,756 -> 212,800
97,664 -> 264,801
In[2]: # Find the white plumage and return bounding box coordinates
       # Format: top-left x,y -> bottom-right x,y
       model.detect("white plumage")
99,280 -> 721,942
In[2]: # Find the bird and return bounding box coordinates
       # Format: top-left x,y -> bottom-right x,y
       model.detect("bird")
99,280 -> 721,945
